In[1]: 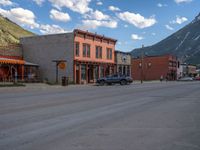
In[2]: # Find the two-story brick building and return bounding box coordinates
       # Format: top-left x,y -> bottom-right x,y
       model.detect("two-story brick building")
131,55 -> 178,81
21,29 -> 117,84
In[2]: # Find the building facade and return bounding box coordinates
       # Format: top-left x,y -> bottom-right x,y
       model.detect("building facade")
182,64 -> 197,77
131,55 -> 178,81
115,50 -> 131,77
0,44 -> 39,82
21,29 -> 117,84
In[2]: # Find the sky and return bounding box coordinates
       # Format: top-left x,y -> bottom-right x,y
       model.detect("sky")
0,0 -> 200,52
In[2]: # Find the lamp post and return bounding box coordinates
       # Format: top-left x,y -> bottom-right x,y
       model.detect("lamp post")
140,45 -> 144,84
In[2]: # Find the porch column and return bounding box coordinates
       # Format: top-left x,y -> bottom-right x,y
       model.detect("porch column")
21,65 -> 24,81
104,65 -> 106,77
98,65 -> 100,79
129,65 -> 131,77
86,64 -> 88,83
79,64 -> 81,84
93,65 -> 95,82
125,66 -> 128,76
74,63 -> 76,84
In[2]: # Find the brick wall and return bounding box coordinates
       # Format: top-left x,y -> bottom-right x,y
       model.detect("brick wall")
132,55 -> 177,80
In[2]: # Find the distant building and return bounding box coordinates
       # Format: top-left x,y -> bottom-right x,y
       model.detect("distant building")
182,64 -> 197,77
0,44 -> 38,82
115,50 -> 131,77
21,29 -> 117,84
131,55 -> 178,81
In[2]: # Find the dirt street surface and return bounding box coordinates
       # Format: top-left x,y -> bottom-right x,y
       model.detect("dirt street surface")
0,82 -> 200,150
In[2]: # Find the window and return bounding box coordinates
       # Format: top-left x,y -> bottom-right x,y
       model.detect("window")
106,48 -> 112,60
83,44 -> 86,57
96,46 -> 102,59
75,42 -> 79,56
83,43 -> 90,57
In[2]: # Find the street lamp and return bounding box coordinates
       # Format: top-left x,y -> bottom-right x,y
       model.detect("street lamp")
140,45 -> 144,84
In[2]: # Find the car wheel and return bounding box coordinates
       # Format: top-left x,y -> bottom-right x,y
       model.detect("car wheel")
99,80 -> 105,86
120,80 -> 127,85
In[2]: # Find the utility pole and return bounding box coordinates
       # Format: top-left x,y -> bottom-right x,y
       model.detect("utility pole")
140,45 -> 144,84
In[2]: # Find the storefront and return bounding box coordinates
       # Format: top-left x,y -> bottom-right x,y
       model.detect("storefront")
115,51 -> 132,77
0,57 -> 25,82
74,60 -> 115,84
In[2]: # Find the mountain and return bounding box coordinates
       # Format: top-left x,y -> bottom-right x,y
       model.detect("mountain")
0,15 -> 35,46
131,13 -> 200,65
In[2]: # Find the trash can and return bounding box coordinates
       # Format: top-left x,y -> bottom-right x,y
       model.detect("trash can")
62,76 -> 68,86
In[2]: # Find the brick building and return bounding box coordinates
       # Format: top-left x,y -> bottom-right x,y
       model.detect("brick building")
131,55 -> 178,81
21,29 -> 117,84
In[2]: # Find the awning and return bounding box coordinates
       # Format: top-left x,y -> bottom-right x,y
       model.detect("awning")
25,61 -> 39,66
0,58 -> 25,65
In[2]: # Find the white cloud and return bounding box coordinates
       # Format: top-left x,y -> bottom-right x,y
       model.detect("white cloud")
96,1 -> 103,5
33,0 -> 45,6
117,11 -> 156,28
109,6 -> 120,12
157,3 -> 167,7
170,16 -> 188,24
48,0 -> 92,14
82,19 -> 117,29
82,9 -> 117,29
84,10 -> 109,21
165,24 -> 174,30
131,34 -> 144,40
50,9 -> 70,22
39,24 -> 67,34
174,0 -> 192,4
0,0 -> 14,6
0,7 -> 39,29
124,24 -> 128,28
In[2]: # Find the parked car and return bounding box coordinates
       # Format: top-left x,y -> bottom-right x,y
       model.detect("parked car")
97,74 -> 133,85
177,77 -> 194,81
194,77 -> 200,81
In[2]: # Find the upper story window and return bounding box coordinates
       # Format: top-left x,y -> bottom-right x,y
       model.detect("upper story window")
96,46 -> 102,59
75,42 -> 79,56
106,48 -> 112,60
83,43 -> 90,58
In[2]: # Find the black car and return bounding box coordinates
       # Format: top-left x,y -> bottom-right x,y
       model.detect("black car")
97,74 -> 133,86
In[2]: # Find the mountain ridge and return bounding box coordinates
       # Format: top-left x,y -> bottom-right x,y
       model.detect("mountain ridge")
0,15 -> 35,46
131,13 -> 200,65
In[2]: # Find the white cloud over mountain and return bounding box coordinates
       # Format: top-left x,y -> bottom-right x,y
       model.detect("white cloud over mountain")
174,0 -> 192,4
165,24 -> 174,30
50,9 -> 71,22
39,24 -> 67,34
0,7 -> 39,29
82,19 -> 117,29
48,0 -> 92,14
33,0 -> 45,6
109,6 -> 120,12
0,0 -> 14,6
131,34 -> 144,40
117,11 -> 156,29
170,16 -> 188,24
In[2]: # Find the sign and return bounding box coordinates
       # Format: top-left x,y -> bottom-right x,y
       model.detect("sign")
58,62 -> 66,70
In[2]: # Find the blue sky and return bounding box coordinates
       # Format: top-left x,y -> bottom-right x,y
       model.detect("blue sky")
0,0 -> 199,52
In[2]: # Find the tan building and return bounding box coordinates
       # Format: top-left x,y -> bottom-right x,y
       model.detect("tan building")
115,50 -> 131,77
